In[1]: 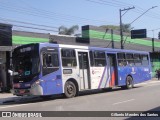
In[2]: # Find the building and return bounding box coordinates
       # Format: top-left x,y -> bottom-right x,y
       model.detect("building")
0,24 -> 50,91
0,23 -> 12,91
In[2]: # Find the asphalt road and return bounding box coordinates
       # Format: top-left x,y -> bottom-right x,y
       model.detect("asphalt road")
0,79 -> 160,120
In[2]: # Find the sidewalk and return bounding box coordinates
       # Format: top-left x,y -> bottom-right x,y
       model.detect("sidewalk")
0,92 -> 15,99
0,93 -> 18,104
152,77 -> 160,81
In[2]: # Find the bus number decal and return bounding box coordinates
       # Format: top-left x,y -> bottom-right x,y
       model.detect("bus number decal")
63,69 -> 72,74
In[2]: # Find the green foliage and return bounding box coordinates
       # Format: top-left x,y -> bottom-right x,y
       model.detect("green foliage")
100,24 -> 131,33
100,25 -> 119,31
58,25 -> 79,35
122,24 -> 131,32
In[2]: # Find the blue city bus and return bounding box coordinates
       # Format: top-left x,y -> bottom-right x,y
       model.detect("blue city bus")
12,43 -> 152,98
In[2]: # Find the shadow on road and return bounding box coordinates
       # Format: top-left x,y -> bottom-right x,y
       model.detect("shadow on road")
0,86 -> 142,105
0,94 -> 64,105
78,86 -> 141,97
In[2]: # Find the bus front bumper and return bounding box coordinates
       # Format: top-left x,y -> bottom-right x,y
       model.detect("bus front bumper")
13,85 -> 43,96
13,89 -> 31,96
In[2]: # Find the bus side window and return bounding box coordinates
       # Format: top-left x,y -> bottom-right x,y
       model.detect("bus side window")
126,53 -> 134,66
61,49 -> 77,67
46,54 -> 52,67
141,54 -> 149,66
117,53 -> 126,66
42,52 -> 59,76
94,51 -> 106,67
134,54 -> 142,66
43,53 -> 59,68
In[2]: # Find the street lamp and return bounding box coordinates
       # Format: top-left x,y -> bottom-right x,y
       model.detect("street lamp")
120,6 -> 158,49
131,6 -> 157,52
130,6 -> 158,25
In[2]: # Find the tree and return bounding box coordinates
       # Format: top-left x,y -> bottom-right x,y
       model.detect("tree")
58,25 -> 79,35
100,24 -> 131,33
100,25 -> 119,31
122,24 -> 131,33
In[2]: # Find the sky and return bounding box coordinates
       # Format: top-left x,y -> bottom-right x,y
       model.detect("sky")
0,0 -> 160,38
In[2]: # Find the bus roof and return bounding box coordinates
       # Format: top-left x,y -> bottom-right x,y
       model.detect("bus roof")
38,43 -> 149,54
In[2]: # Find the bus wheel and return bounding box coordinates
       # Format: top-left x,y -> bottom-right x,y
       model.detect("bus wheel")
64,81 -> 77,98
126,76 -> 133,89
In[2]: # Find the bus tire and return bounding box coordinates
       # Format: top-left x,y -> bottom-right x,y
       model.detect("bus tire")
64,81 -> 77,98
126,76 -> 133,89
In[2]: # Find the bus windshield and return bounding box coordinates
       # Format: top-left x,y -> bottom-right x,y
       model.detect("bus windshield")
12,44 -> 39,77
13,53 -> 39,76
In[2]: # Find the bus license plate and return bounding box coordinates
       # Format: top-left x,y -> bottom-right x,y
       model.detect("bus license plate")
19,90 -> 25,94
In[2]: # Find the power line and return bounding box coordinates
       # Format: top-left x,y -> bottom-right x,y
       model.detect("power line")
0,17 -> 58,29
85,0 -> 125,8
87,0 -> 160,20
13,25 -> 58,32
98,0 -> 130,7
0,21 -> 59,33
0,0 -> 117,25
0,4 -> 110,25
19,0 -> 113,24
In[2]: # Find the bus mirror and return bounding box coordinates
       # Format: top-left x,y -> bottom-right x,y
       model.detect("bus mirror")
8,69 -> 13,76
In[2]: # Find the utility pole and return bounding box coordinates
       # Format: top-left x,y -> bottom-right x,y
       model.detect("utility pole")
152,30 -> 155,52
111,29 -> 114,48
150,26 -> 160,52
120,7 -> 135,49
152,38 -> 155,52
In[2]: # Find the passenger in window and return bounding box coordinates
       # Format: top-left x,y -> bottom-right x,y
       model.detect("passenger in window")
46,55 -> 53,67
47,62 -> 53,67
98,64 -> 103,67
129,63 -> 133,66
119,63 -> 123,66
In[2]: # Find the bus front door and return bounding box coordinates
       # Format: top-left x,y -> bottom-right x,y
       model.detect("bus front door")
78,52 -> 90,90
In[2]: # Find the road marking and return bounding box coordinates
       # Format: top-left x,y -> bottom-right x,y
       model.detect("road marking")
0,104 -> 29,109
135,80 -> 160,86
146,84 -> 160,87
113,99 -> 135,105
149,81 -> 160,83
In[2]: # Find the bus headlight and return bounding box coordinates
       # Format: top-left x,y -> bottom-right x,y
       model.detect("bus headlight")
35,80 -> 40,85
32,79 -> 44,87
